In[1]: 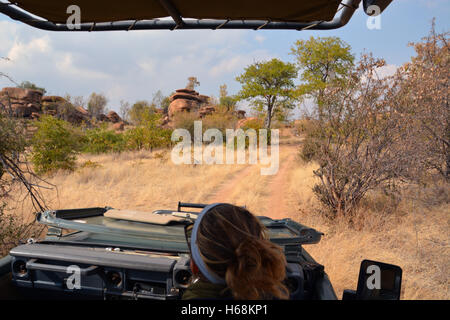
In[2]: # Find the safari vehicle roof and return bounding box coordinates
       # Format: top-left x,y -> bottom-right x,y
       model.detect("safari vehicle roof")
0,0 -> 393,31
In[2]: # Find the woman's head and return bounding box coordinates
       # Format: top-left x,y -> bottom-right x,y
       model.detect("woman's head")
188,203 -> 289,300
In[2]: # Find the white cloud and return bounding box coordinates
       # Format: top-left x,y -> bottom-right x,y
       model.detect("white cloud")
374,64 -> 398,78
255,35 -> 266,43
209,50 -> 273,77
55,53 -> 111,80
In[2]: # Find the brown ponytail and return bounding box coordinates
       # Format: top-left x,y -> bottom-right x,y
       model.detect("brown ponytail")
196,204 -> 289,300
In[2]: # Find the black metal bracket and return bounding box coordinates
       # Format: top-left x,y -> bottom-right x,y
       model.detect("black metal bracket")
158,0 -> 185,28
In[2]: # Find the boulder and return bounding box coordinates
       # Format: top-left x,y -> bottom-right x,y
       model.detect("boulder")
199,105 -> 216,118
66,107 -> 90,124
76,106 -> 89,116
31,112 -> 41,120
0,87 -> 43,117
112,121 -> 125,131
168,99 -> 199,118
168,88 -> 211,119
161,115 -> 170,126
198,95 -> 210,103
106,111 -> 121,123
12,105 -> 33,117
41,95 -> 66,103
175,88 -> 198,95
170,92 -> 204,103
97,114 -> 108,122
1,87 -> 42,104
234,110 -> 246,119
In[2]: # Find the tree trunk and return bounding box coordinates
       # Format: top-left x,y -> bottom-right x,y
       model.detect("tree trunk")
265,98 -> 274,129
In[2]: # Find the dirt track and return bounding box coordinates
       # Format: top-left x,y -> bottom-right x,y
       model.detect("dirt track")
206,128 -> 300,219
263,149 -> 297,219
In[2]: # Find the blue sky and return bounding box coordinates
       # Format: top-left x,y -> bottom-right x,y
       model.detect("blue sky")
0,0 -> 449,114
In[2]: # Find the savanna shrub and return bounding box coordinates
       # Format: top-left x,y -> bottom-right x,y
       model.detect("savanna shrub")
202,112 -> 239,135
31,115 -> 81,174
125,113 -> 173,150
171,111 -> 198,141
82,125 -> 126,154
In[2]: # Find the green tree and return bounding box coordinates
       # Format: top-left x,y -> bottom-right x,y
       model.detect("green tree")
87,92 -> 108,118
290,36 -> 354,118
151,90 -> 171,114
219,84 -> 237,113
129,100 -> 156,125
236,59 -> 298,129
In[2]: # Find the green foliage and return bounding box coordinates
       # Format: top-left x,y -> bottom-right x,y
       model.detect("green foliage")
125,113 -> 173,150
129,100 -> 157,125
72,113 -> 173,155
57,98 -> 79,122
31,116 -> 81,174
239,118 -> 271,146
172,111 -> 239,143
290,36 -> 354,95
82,125 -> 126,154
236,58 -> 298,129
219,84 -> 237,112
219,96 -> 237,112
290,36 -> 354,115
18,81 -> 46,95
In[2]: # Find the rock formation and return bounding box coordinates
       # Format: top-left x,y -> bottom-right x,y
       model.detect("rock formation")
0,87 -> 43,117
1,87 -> 124,126
199,106 -> 216,118
168,89 -> 210,119
106,111 -> 121,123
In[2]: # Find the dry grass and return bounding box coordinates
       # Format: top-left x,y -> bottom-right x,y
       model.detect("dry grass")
287,158 -> 450,300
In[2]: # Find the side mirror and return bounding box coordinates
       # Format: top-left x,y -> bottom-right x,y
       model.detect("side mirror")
343,260 -> 402,300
